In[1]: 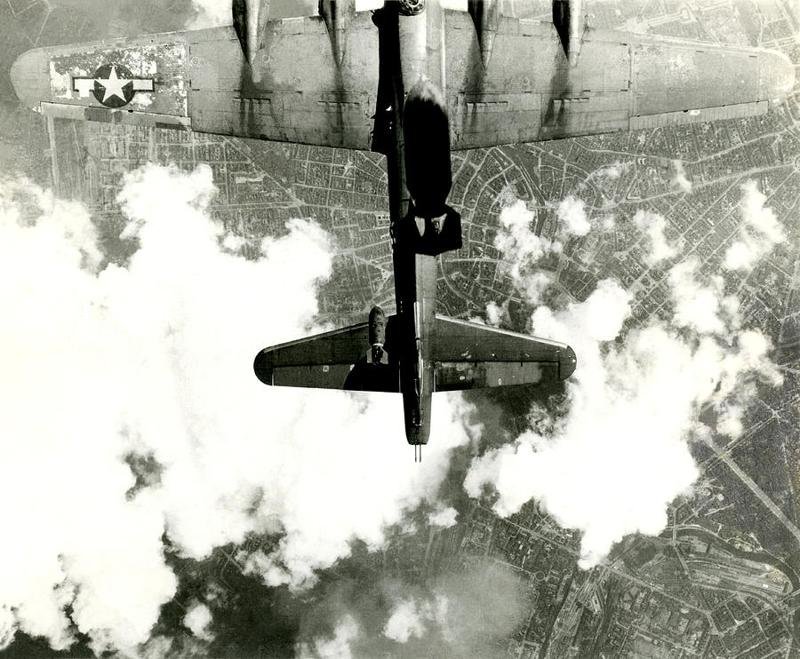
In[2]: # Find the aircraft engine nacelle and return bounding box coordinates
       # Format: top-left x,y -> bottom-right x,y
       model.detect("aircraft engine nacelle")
403,79 -> 452,219
467,0 -> 501,67
233,0 -> 270,71
552,0 -> 584,66
319,0 -> 356,67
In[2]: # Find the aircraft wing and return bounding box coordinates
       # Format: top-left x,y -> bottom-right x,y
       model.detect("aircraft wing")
431,316 -> 575,391
444,12 -> 795,149
11,8 -> 792,150
253,321 -> 399,392
11,15 -> 379,148
190,15 -> 379,147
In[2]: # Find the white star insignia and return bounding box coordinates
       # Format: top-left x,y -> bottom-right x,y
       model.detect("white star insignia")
95,66 -> 131,103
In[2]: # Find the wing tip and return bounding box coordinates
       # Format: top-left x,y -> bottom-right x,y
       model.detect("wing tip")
253,349 -> 274,385
767,49 -> 795,105
560,345 -> 577,381
10,46 -> 49,110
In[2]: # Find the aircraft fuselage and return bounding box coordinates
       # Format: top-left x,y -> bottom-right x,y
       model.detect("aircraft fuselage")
373,2 -> 457,448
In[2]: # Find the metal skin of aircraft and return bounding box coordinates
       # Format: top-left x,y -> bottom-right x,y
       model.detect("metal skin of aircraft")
10,0 -> 794,455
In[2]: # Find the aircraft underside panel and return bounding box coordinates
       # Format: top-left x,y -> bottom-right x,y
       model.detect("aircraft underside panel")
435,361 -> 560,391
188,20 -> 379,149
445,14 -> 792,148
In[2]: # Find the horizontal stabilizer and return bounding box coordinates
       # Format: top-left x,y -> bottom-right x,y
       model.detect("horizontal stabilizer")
431,316 -> 575,391
253,321 -> 399,392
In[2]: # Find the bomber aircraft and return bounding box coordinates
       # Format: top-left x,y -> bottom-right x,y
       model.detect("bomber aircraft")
11,0 -> 794,456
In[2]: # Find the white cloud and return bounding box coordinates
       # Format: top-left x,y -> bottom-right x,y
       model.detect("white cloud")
556,195 -> 590,237
724,181 -> 786,271
717,404 -> 744,439
495,200 -> 560,264
671,160 -> 692,193
299,616 -> 360,659
188,0 -> 232,28
428,507 -> 458,528
595,163 -> 625,180
466,254 -> 782,567
634,209 -> 679,266
494,201 -> 559,305
0,177 -> 177,654
383,594 -> 449,644
0,165 -> 472,653
188,1 -> 231,28
668,258 -> 743,336
183,602 -> 213,642
485,301 -> 506,327
384,600 -> 426,643
521,271 -> 554,306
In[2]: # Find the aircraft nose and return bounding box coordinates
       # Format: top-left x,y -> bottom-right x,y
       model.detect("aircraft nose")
10,47 -> 50,110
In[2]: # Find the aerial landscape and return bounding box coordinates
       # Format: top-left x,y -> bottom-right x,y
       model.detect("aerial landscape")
0,0 -> 799,657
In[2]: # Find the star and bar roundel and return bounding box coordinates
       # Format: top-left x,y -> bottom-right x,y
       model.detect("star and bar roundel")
72,64 -> 155,108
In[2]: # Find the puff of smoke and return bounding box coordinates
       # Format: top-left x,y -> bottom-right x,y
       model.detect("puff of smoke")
633,209 -> 680,266
485,300 -> 506,326
496,200 -> 561,264
494,200 -> 558,305
468,193 -> 784,567
296,564 -> 525,657
298,616 -> 360,659
187,0 -> 231,29
428,506 -> 458,528
672,160 -> 693,193
183,602 -> 213,642
0,164 -> 472,654
724,180 -> 786,272
383,594 -> 450,643
668,258 -> 740,336
556,195 -> 591,237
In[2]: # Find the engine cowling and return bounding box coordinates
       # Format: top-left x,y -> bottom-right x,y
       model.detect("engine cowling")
552,0 -> 584,66
232,0 -> 270,74
467,0 -> 501,67
403,79 -> 452,219
319,0 -> 356,67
